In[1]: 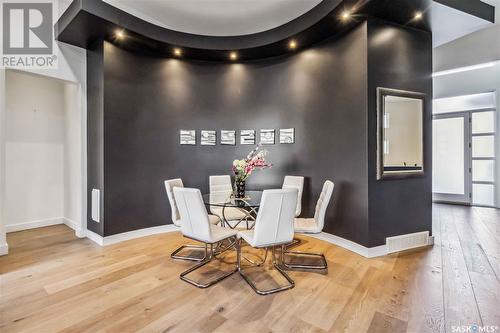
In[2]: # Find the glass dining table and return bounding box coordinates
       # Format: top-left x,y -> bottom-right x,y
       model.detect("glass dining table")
202,191 -> 263,229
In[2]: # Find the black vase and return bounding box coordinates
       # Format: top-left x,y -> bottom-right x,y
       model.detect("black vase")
235,180 -> 246,198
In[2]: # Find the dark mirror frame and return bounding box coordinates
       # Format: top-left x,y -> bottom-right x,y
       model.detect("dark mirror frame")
377,87 -> 426,180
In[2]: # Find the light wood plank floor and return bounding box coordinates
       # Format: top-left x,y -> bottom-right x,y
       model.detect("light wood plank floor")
0,204 -> 498,333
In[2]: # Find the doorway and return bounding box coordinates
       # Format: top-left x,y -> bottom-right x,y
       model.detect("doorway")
3,70 -> 83,234
432,92 -> 497,207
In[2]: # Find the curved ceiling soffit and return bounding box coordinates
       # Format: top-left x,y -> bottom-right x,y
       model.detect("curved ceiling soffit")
57,0 -> 357,53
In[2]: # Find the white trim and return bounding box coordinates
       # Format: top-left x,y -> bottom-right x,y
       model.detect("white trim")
0,242 -> 8,256
85,229 -> 104,246
85,224 -> 178,246
62,217 -> 81,233
309,232 -> 387,258
309,231 -> 432,258
5,217 -> 64,233
81,224 -> 431,259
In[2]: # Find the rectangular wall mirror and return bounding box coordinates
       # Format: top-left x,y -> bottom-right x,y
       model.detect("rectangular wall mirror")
377,88 -> 425,180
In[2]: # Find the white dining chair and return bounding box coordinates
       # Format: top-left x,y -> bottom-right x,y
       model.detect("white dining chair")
282,176 -> 304,217
236,188 -> 297,295
164,178 -> 221,261
173,187 -> 238,288
209,175 -> 251,229
284,180 -> 334,270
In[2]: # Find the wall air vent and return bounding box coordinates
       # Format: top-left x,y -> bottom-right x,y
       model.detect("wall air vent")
386,231 -> 430,254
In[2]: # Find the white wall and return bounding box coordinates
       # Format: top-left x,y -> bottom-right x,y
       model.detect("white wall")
63,82 -> 82,226
5,71 -> 66,229
0,0 -> 87,254
434,24 -> 500,208
0,70 -> 8,255
4,70 -> 82,231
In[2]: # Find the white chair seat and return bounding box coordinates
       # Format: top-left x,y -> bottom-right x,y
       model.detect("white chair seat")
211,207 -> 248,221
237,230 -> 255,246
208,214 -> 221,225
237,229 -> 292,248
294,218 -> 320,233
208,225 -> 238,243
174,214 -> 220,227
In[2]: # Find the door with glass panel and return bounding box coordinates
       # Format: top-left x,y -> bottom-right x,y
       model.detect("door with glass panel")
433,113 -> 471,204
433,92 -> 497,207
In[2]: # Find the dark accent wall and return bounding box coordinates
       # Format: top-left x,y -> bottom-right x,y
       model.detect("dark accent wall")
87,38 -> 105,236
102,23 -> 370,240
367,20 -> 433,246
87,18 -> 432,247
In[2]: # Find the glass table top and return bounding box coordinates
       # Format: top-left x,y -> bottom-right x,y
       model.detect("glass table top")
202,191 -> 263,208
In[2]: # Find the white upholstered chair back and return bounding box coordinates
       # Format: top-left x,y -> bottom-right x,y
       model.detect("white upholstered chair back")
252,189 -> 297,247
209,175 -> 233,215
164,178 -> 184,227
209,175 -> 232,194
173,187 -> 212,242
313,180 -> 334,231
282,176 -> 304,217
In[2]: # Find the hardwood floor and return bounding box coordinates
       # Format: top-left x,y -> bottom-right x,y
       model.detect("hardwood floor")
0,204 -> 498,333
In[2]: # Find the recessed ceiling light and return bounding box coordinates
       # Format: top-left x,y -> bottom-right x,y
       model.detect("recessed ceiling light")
173,48 -> 182,56
229,51 -> 238,61
115,29 -> 125,39
414,11 -> 423,20
341,11 -> 351,20
288,40 -> 297,50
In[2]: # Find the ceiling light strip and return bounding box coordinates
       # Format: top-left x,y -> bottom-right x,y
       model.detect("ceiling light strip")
432,61 -> 498,77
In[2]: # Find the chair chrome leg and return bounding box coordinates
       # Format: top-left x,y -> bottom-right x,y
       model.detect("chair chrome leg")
238,243 -> 294,295
283,250 -> 328,270
286,238 -> 301,249
171,244 -> 208,262
180,243 -> 237,288
243,248 -> 268,266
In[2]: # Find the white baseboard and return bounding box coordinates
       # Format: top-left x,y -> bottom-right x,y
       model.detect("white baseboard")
82,224 -> 430,259
5,217 -> 64,233
0,243 -> 8,256
310,232 -> 387,258
62,218 -> 80,231
85,224 -> 178,246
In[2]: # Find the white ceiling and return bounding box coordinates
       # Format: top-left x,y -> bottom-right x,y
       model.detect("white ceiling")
431,1 -> 495,47
103,0 -> 322,36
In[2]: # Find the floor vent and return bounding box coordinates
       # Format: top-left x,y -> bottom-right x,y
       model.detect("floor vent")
386,231 -> 430,254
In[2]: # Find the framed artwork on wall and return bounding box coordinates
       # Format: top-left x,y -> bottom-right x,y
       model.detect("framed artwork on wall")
279,128 -> 295,144
260,129 -> 275,145
220,130 -> 236,145
180,130 -> 196,145
240,130 -> 256,145
201,130 -> 216,145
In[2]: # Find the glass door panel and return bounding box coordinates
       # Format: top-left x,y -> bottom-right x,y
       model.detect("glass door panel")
432,114 -> 471,204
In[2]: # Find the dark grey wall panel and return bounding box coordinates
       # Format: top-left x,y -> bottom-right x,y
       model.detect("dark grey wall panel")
367,19 -> 433,247
86,38 -> 105,236
101,23 -> 370,240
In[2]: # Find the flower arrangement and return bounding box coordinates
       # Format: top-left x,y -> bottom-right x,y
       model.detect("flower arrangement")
232,145 -> 272,181
232,145 -> 272,197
